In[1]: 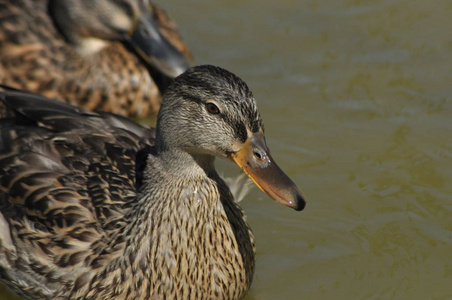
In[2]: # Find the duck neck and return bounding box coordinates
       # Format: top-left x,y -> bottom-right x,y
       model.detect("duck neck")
130,147 -> 224,237
155,147 -> 217,180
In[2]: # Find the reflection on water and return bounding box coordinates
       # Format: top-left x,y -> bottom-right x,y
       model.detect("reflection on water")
1,0 -> 451,299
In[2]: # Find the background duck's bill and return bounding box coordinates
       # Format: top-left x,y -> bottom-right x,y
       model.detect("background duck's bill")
128,12 -> 192,78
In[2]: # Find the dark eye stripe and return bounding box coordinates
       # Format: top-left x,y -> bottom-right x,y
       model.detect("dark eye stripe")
235,122 -> 247,143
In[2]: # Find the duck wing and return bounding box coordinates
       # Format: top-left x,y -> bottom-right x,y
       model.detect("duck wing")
0,91 -> 155,298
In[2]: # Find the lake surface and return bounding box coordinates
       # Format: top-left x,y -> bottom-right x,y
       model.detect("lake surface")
1,0 -> 451,299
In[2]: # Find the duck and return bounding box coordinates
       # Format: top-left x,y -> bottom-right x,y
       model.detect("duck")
0,0 -> 193,117
0,65 -> 305,300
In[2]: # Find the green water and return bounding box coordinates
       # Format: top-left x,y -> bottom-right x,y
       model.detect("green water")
1,0 -> 451,299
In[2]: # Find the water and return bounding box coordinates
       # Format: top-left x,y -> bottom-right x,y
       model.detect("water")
1,0 -> 451,299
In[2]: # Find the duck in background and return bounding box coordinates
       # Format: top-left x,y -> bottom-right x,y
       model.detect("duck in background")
0,0 -> 193,117
0,65 -> 305,299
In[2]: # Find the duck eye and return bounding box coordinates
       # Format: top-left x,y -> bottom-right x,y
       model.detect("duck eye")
206,103 -> 220,115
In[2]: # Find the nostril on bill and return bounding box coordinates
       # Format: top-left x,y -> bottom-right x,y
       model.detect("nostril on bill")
254,151 -> 262,159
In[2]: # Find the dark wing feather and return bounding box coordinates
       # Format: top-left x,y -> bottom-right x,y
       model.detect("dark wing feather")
0,90 -> 156,228
0,91 -> 155,298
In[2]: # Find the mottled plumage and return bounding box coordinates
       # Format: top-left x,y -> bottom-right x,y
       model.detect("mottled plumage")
0,65 -> 305,299
0,0 -> 192,117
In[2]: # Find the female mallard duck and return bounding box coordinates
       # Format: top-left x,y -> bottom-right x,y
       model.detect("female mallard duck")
0,65 -> 305,299
0,0 -> 192,117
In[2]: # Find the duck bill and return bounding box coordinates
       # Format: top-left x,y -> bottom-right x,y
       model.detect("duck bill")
228,132 -> 306,211
128,11 -> 192,78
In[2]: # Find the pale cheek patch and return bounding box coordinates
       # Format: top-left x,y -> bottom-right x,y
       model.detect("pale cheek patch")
79,37 -> 109,55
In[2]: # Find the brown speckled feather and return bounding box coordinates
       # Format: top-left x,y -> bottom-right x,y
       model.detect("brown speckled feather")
0,92 -> 157,299
0,0 -> 193,117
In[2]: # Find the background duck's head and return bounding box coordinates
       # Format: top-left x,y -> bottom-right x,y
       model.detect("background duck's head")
156,65 -> 306,211
49,0 -> 192,78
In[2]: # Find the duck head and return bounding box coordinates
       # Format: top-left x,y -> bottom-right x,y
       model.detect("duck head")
49,0 -> 192,78
156,65 -> 306,211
